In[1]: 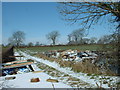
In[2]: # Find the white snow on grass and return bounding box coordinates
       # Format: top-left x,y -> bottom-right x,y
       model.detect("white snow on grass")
0,51 -> 72,89
1,59 -> 71,88
15,51 -> 119,88
0,71 -> 71,88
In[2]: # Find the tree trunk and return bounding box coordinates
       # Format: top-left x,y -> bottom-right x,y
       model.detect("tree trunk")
53,40 -> 55,45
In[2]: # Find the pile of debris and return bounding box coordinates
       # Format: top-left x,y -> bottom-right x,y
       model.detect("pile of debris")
44,49 -> 98,62
2,59 -> 35,76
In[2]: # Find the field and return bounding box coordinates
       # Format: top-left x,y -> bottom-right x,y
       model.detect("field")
18,44 -> 115,52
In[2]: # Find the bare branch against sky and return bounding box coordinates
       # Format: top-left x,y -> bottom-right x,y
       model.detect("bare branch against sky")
58,2 -> 120,30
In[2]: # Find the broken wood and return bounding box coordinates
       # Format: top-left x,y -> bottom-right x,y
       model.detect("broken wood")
32,71 -> 43,73
30,78 -> 40,82
46,79 -> 59,83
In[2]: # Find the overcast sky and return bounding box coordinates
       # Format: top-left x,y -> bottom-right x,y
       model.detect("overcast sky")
2,2 -> 116,45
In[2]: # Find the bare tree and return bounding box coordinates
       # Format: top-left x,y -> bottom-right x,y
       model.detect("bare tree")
97,33 -> 118,44
8,37 -> 15,46
97,35 -> 111,44
35,42 -> 40,46
90,37 -> 97,44
71,28 -> 85,44
109,32 -> 119,44
58,2 -> 120,30
82,38 -> 90,44
67,34 -> 72,43
8,31 -> 25,46
28,42 -> 34,47
46,31 -> 60,45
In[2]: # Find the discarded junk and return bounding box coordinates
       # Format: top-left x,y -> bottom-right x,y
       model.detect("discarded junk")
30,78 -> 40,82
44,49 -> 98,62
2,59 -> 35,76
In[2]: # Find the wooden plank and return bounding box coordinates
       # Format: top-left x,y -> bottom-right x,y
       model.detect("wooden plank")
32,71 -> 43,73
3,62 -> 34,69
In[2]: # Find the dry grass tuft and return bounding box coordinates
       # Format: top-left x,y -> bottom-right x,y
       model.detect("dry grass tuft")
35,53 -> 115,75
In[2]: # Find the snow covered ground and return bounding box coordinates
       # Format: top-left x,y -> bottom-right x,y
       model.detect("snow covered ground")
0,69 -> 71,88
0,51 -> 72,89
15,51 -> 120,88
0,62 -> 71,88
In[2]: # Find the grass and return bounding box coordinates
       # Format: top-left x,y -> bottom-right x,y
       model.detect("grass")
87,74 -> 92,76
18,44 -> 114,52
116,82 -> 120,84
34,53 -> 114,75
90,76 -> 95,79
